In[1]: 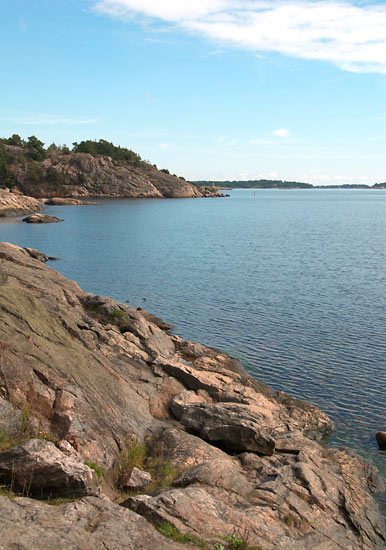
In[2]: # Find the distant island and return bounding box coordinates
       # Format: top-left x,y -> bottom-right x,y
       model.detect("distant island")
194,179 -> 386,190
0,134 -> 222,199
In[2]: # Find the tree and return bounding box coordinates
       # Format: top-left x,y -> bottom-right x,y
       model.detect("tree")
7,134 -> 25,147
27,136 -> 46,161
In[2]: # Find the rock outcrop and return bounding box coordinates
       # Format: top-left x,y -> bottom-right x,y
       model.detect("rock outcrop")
44,197 -> 96,205
0,496 -> 187,550
0,188 -> 41,217
0,439 -> 99,498
0,241 -> 384,549
376,432 -> 386,450
2,145 -> 224,199
22,213 -> 63,223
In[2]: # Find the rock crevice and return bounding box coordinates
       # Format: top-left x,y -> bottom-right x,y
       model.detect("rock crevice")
0,242 -> 384,550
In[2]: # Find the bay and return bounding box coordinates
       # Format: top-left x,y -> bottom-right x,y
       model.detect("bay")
1,188 -> 385,509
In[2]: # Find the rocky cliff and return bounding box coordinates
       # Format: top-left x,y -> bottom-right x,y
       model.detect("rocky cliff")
1,145 -> 222,199
0,242 -> 384,550
0,188 -> 41,217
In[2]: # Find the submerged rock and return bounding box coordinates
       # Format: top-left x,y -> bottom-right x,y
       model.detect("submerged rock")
22,213 -> 63,223
44,197 -> 96,205
22,247 -> 60,262
376,432 -> 386,450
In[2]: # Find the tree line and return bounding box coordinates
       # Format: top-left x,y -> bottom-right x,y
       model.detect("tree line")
0,135 -> 148,188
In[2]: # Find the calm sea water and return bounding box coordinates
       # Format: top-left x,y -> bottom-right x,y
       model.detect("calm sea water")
1,189 -> 385,509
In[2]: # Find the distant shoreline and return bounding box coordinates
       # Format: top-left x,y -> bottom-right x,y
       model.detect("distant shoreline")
194,180 -> 385,190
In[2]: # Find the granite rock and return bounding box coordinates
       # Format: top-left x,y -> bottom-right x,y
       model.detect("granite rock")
0,241 -> 384,550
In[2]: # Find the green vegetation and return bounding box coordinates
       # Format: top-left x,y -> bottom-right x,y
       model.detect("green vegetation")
194,179 -> 383,190
84,461 -> 103,481
0,431 -> 24,453
112,308 -> 125,320
118,436 -> 181,496
26,135 -> 46,161
119,437 -> 147,475
157,523 -> 208,547
0,484 -> 18,498
0,146 -> 16,187
220,534 -> 263,550
20,402 -> 30,433
72,139 -> 142,166
193,179 -> 312,189
0,134 -> 154,193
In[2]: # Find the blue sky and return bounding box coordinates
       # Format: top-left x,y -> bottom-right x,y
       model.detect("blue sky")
0,0 -> 385,184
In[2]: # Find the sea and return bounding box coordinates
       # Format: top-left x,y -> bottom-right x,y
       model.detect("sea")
1,188 -> 385,511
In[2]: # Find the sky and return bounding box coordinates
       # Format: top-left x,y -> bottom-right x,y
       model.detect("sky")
0,0 -> 385,185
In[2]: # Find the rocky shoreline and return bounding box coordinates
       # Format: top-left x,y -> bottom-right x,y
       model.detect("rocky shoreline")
0,242 -> 384,549
0,188 -> 41,217
1,143 -> 225,199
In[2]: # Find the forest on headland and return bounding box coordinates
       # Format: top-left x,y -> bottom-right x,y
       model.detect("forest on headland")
0,134 -> 384,192
0,134 -> 214,199
0,134 -> 152,188
194,179 -> 386,190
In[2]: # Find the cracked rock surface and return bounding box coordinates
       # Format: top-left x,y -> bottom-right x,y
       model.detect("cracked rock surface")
0,242 -> 384,550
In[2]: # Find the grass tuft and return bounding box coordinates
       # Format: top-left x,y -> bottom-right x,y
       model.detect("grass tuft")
157,523 -> 207,547
112,308 -> 125,320
84,461 -> 103,481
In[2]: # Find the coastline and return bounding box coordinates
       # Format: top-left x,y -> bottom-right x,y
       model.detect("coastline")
0,241 -> 384,549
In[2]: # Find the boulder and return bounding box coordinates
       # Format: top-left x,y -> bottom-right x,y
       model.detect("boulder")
375,431 -> 386,450
22,213 -> 63,223
119,467 -> 152,491
178,402 -> 276,455
0,439 -> 99,497
0,397 -> 23,437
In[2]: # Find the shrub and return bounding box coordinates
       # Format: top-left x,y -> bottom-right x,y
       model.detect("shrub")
112,308 -> 125,320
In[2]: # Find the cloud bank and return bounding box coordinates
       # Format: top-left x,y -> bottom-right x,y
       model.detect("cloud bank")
94,0 -> 386,73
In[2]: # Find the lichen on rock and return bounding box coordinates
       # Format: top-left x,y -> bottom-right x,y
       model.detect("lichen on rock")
0,241 -> 384,550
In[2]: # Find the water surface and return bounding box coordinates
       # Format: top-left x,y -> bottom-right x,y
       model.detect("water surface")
1,189 -> 385,508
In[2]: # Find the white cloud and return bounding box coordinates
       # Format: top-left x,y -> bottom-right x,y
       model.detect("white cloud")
273,128 -> 290,138
160,141 -> 172,149
302,173 -> 376,185
4,114 -> 99,126
206,49 -> 223,56
268,171 -> 279,179
94,1 -> 386,73
249,138 -> 276,145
